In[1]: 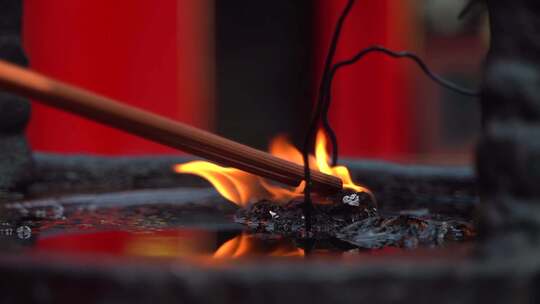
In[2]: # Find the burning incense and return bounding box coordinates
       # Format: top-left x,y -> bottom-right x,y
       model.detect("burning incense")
0,59 -> 343,194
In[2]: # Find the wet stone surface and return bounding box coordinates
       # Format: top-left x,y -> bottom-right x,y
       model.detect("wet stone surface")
0,187 -> 476,255
1,188 -> 239,236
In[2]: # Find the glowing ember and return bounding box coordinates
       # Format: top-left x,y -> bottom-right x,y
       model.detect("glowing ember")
173,130 -> 370,207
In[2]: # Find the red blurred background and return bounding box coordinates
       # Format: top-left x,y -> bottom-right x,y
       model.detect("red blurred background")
23,0 -> 213,155
315,0 -> 414,159
22,0 -> 485,162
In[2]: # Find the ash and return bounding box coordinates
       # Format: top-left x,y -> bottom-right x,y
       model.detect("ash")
338,214 -> 475,249
235,192 -> 475,249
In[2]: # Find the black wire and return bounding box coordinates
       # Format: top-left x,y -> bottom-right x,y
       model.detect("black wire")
321,45 -> 480,166
330,46 -> 480,97
302,0 -> 356,232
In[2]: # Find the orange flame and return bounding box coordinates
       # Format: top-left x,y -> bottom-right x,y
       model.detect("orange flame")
173,130 -> 370,207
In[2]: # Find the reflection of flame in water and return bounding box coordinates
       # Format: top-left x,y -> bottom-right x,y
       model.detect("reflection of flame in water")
36,229 -> 305,260
174,130 -> 371,207
213,234 -> 304,258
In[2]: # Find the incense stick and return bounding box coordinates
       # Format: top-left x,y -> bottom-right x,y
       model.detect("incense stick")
0,59 -> 343,194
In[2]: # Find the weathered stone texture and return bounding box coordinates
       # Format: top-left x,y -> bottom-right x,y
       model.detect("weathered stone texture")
478,1 -> 540,248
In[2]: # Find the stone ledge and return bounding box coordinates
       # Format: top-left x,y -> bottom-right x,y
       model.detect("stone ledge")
0,250 -> 537,304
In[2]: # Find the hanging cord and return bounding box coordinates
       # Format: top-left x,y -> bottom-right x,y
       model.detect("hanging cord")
321,45 -> 480,165
302,0 -> 356,232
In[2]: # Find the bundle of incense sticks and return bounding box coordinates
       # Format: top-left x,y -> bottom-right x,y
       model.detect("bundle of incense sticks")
0,60 -> 343,195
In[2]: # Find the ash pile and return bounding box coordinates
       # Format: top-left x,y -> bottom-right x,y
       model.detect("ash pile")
236,190 -> 475,249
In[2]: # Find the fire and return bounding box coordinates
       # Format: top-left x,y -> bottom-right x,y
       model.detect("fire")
213,234 -> 304,258
313,131 -> 369,193
174,130 -> 370,207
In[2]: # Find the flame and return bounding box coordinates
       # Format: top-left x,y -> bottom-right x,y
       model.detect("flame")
174,161 -> 262,204
213,234 -> 304,258
174,129 -> 370,207
313,131 -> 370,194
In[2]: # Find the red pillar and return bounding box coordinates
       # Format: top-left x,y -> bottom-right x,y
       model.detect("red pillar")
316,0 -> 413,159
23,0 -> 213,155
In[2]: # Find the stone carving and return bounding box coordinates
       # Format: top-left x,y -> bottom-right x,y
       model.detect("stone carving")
477,1 -> 540,250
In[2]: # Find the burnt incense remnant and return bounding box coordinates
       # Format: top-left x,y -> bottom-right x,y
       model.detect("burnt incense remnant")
236,191 -> 376,238
338,214 -> 475,249
0,0 -> 32,195
235,191 -> 475,249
